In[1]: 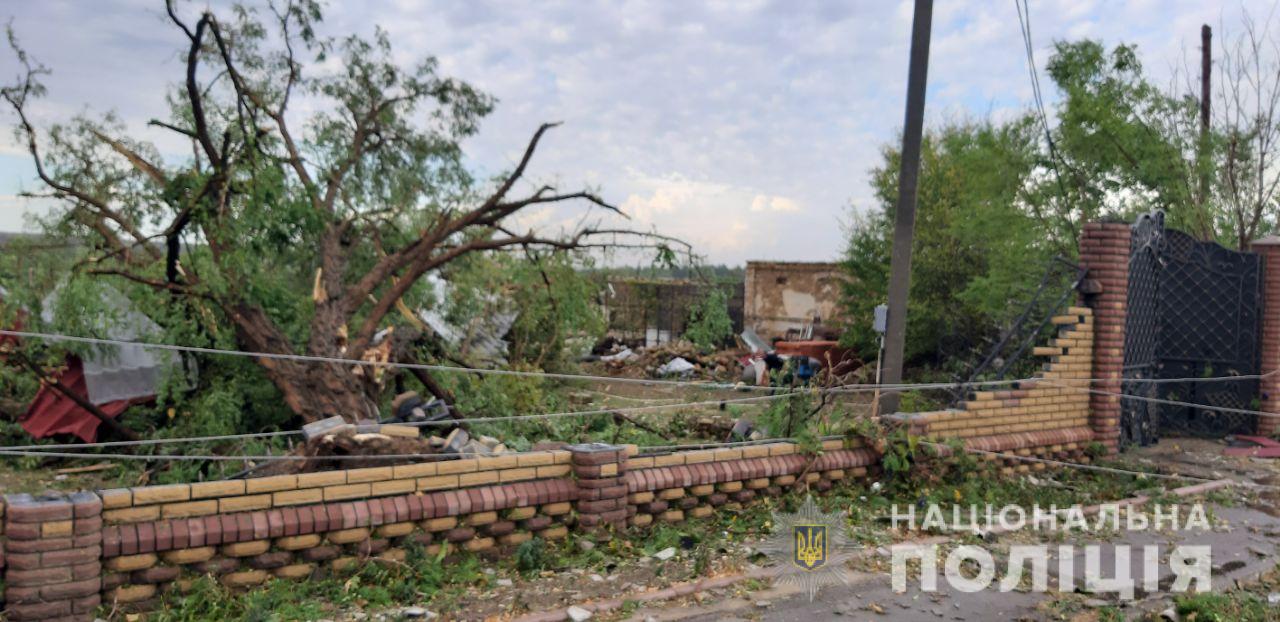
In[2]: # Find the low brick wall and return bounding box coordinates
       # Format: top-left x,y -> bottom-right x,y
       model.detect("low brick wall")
0,438 -> 883,620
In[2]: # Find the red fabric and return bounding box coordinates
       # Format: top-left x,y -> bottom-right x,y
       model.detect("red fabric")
20,357 -> 138,443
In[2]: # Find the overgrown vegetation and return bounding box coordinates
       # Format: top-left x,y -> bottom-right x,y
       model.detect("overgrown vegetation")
841,26 -> 1280,375
683,286 -> 734,352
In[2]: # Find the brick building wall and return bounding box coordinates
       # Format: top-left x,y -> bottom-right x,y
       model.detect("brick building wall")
743,261 -> 846,341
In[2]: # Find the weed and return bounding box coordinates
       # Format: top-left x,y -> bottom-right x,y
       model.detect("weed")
515,538 -> 550,576
1174,591 -> 1272,621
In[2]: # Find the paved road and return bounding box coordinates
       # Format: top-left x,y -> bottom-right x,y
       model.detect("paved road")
625,504 -> 1280,622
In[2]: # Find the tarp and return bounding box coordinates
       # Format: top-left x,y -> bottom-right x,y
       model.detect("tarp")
41,286 -> 190,405
20,356 -> 144,442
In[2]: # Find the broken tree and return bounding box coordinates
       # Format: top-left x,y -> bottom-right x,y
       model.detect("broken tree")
2,1 -> 687,423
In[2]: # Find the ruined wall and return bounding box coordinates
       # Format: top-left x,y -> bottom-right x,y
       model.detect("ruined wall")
743,261 -> 845,342
888,307 -> 1099,473
604,278 -> 744,346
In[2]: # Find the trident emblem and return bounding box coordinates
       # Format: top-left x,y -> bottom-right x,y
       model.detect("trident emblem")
793,524 -> 827,571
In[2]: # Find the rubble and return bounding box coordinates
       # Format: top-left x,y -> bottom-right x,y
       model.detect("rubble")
693,414 -> 754,441
656,356 -> 695,377
592,339 -> 742,381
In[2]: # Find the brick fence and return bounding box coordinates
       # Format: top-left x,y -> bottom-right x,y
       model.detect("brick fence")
0,439 -> 879,619
1077,221 -> 1130,453
886,308 -> 1100,470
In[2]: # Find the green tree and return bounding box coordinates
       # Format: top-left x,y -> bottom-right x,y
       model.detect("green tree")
840,118 -> 1050,368
684,287 -> 734,352
1,1 -> 678,424
1033,40 -> 1208,242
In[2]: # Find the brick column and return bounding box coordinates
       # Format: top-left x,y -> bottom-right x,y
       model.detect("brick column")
4,492 -> 103,621
568,443 -> 628,536
1079,222 -> 1130,453
1250,236 -> 1280,436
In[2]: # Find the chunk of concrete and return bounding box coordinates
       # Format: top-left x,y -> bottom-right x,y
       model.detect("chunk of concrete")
303,416 -> 353,441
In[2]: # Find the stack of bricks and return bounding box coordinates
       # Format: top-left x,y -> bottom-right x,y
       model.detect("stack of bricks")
1252,236 -> 1280,436
4,492 -> 102,621
887,309 -> 1096,459
569,443 -> 629,535
1079,221 -> 1131,452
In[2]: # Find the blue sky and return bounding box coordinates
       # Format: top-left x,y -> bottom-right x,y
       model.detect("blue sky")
0,0 -> 1271,264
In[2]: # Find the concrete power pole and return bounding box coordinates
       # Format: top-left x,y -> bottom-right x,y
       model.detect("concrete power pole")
1198,24 -> 1212,224
879,0 -> 934,414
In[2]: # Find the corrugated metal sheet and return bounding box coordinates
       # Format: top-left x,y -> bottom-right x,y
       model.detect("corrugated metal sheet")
21,357 -> 137,442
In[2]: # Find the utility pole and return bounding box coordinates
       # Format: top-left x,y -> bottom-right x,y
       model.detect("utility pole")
879,0 -> 933,414
1197,24 -> 1212,236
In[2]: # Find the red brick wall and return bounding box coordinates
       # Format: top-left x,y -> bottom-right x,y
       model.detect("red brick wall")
0,440 -> 883,619
1251,237 -> 1280,436
1078,222 -> 1130,453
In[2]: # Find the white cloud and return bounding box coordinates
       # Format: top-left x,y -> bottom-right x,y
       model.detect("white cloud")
749,195 -> 801,213
0,194 -> 61,232
0,0 -> 1270,265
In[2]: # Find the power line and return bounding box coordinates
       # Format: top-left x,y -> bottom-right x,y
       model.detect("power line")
1040,378 -> 1280,419
1014,0 -> 1072,204
9,328 -> 1275,390
0,329 -> 777,393
0,449 -> 478,462
0,430 -> 295,452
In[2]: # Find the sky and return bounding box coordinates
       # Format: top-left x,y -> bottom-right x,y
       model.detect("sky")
0,0 -> 1272,265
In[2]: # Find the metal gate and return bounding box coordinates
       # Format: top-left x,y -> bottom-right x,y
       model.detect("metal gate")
1121,212 -> 1262,446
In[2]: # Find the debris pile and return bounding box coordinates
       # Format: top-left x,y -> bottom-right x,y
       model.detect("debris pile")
591,339 -> 741,380
692,414 -> 764,441
252,392 -> 513,477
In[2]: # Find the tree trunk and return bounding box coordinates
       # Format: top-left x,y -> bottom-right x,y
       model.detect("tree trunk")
260,359 -> 382,423
229,301 -> 381,423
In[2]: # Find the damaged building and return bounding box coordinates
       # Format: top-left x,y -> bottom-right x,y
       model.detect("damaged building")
602,277 -> 744,347
600,261 -> 846,348
743,261 -> 846,342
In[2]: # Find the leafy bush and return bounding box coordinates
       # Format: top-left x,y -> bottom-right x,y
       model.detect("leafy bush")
683,286 -> 733,352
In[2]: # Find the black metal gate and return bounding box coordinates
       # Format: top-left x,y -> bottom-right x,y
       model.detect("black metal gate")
1121,212 -> 1262,446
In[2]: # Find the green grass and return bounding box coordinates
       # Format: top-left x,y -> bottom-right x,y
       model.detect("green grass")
1173,592 -> 1274,622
